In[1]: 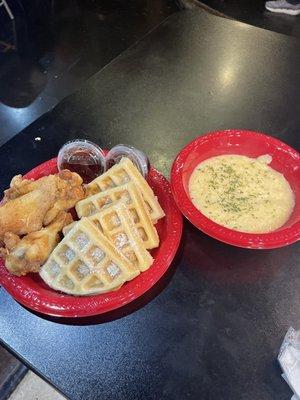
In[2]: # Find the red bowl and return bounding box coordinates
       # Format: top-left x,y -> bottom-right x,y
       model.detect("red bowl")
0,158 -> 183,317
171,129 -> 300,249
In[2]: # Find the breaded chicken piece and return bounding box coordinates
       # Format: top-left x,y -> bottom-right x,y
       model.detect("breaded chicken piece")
2,211 -> 73,276
4,169 -> 84,210
3,174 -> 57,202
0,188 -> 56,240
43,170 -> 85,225
0,170 -> 85,240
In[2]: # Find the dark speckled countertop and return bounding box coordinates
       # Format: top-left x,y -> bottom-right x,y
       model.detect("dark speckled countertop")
1,10 -> 300,400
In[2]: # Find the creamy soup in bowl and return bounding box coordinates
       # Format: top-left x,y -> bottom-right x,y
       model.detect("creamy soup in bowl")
189,154 -> 295,233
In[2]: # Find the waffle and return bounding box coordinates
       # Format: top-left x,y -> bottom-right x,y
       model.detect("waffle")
63,201 -> 154,271
90,200 -> 153,271
85,157 -> 165,221
40,218 -> 140,296
76,182 -> 159,249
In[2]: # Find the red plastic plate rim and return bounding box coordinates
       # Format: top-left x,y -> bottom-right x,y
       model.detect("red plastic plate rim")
171,129 -> 300,249
0,158 -> 183,317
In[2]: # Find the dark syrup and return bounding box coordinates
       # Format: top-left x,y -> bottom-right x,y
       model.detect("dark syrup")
61,150 -> 104,183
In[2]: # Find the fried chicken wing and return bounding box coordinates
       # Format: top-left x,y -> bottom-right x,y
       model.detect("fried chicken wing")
3,174 -> 57,202
0,170 -> 85,240
3,211 -> 73,276
0,170 -> 85,275
0,189 -> 56,240
4,170 -> 84,201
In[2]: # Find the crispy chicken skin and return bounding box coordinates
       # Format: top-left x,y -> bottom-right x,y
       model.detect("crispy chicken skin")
2,211 -> 73,276
0,189 -> 56,240
3,174 -> 57,202
43,170 -> 85,225
0,170 -> 85,276
4,170 -> 83,202
0,170 -> 85,240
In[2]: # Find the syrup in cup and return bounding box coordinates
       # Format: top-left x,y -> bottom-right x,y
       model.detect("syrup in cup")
57,139 -> 106,183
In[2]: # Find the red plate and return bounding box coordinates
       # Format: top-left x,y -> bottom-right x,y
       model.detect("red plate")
171,129 -> 300,249
0,158 -> 182,317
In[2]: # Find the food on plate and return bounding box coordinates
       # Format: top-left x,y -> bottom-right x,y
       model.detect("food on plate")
1,148 -> 165,296
57,139 -> 106,184
41,156 -> 164,295
40,218 -> 140,295
1,212 -> 73,276
85,157 -> 164,221
76,181 -> 159,249
0,170 -> 84,240
189,154 -> 295,233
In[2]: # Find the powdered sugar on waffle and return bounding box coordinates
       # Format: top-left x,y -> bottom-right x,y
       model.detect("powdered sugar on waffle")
107,262 -> 120,278
75,233 -> 90,250
114,233 -> 129,249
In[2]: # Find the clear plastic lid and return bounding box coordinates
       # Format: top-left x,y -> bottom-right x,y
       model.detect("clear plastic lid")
57,139 -> 106,183
105,144 -> 149,177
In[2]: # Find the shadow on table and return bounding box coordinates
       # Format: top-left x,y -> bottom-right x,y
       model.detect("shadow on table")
24,235 -> 185,326
182,222 -> 296,285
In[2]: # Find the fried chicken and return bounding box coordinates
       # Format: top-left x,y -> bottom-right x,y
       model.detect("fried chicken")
0,188 -> 56,240
3,174 -> 57,202
0,170 -> 85,240
43,170 -> 85,225
0,169 -> 85,275
2,211 -> 73,276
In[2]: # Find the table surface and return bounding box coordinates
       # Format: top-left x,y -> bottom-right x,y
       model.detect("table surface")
1,10 -> 300,400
